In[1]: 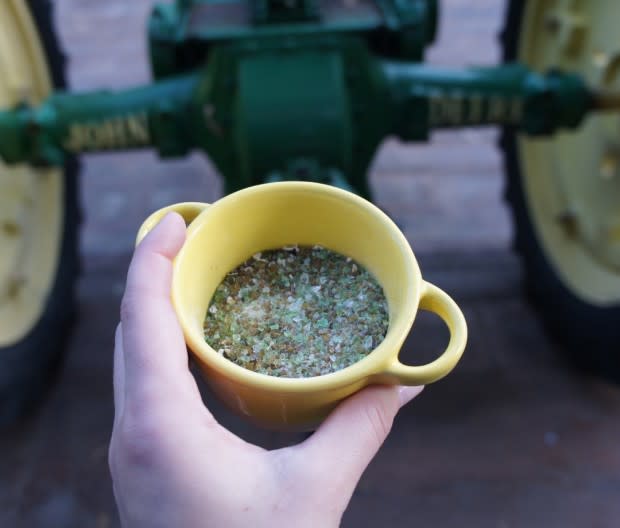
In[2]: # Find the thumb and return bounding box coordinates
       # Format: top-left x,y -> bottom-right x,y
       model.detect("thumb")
297,384 -> 423,496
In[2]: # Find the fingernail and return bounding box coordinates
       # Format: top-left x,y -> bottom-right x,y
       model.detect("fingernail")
157,212 -> 179,230
398,385 -> 424,406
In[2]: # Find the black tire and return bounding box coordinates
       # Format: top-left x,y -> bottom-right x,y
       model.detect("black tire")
0,0 -> 80,426
500,1 -> 620,381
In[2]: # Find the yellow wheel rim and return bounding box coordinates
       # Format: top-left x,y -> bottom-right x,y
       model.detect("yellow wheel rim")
0,0 -> 63,346
517,0 -> 620,306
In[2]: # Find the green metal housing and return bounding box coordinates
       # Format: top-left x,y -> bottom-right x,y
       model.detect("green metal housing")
0,0 -> 604,197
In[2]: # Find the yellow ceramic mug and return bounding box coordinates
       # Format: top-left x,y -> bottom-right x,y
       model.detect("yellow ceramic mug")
137,182 -> 467,430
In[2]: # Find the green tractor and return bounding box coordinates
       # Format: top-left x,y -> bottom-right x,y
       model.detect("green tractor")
1,0 -> 618,423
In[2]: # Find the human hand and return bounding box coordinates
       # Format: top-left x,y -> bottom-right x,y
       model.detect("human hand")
109,212 -> 423,528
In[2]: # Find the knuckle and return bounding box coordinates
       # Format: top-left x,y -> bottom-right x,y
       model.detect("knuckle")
119,291 -> 139,324
362,400 -> 394,445
108,438 -> 118,478
116,430 -> 155,469
113,412 -> 163,469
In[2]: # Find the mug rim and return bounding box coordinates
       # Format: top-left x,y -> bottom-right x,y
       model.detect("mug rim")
172,181 -> 422,392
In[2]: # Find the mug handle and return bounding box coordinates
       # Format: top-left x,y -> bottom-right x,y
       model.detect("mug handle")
135,202 -> 209,246
382,280 -> 467,385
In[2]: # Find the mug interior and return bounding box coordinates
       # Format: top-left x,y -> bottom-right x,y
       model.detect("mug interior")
173,183 -> 421,377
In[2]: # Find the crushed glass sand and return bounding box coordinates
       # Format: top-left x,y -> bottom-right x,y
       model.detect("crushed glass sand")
203,246 -> 389,378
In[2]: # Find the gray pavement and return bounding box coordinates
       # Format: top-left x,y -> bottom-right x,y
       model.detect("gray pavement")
1,1 -> 620,527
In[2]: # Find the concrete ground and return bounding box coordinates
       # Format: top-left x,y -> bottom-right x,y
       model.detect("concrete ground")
2,1 -> 620,526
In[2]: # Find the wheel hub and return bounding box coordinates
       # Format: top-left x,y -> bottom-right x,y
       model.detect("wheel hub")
518,0 -> 620,303
0,0 -> 63,346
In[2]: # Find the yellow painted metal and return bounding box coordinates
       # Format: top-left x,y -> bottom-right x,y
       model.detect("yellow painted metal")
517,0 -> 620,305
0,0 -> 63,346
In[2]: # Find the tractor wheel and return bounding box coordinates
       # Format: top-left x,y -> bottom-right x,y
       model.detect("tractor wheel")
501,1 -> 620,380
0,0 -> 79,425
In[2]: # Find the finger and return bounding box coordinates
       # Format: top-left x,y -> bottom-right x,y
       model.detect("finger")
112,323 -> 125,424
298,384 -> 423,494
120,212 -> 199,407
